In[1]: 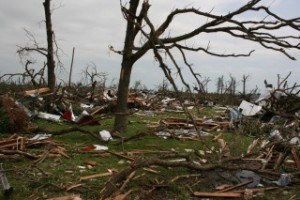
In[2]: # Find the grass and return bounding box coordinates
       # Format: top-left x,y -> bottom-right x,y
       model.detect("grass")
0,108 -> 299,200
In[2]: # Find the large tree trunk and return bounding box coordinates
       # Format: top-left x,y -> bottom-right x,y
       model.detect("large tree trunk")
43,0 -> 56,91
113,0 -> 140,133
113,59 -> 134,133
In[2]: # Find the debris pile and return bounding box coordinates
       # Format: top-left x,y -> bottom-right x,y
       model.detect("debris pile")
0,77 -> 299,199
0,133 -> 67,160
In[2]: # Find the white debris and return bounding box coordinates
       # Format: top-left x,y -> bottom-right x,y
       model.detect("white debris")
238,100 -> 262,116
99,130 -> 113,141
289,137 -> 300,147
38,112 -> 61,122
93,144 -> 108,151
30,134 -> 52,140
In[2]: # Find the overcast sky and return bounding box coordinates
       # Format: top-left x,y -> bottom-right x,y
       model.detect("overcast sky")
1,0 -> 300,92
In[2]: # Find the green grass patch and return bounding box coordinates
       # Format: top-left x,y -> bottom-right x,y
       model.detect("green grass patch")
1,108 -> 298,200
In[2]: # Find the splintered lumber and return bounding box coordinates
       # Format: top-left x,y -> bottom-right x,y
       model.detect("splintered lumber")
217,180 -> 253,193
143,167 -> 160,174
54,146 -> 69,158
80,172 -> 112,181
274,152 -> 288,170
46,194 -> 82,200
84,160 -> 97,166
66,184 -> 83,191
109,190 -> 133,200
261,145 -> 274,170
90,105 -> 108,116
99,157 -> 245,199
107,151 -> 134,161
95,149 -> 175,159
160,117 -> 228,130
169,174 -> 202,183
0,149 -> 39,159
178,136 -> 206,141
193,192 -> 242,198
232,187 -> 278,193
291,148 -> 300,169
0,137 -> 25,150
24,87 -> 50,96
119,172 -> 135,193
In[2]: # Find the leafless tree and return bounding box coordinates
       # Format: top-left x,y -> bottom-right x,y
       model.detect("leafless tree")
17,0 -> 60,92
83,63 -> 107,102
131,80 -> 142,91
111,0 -> 300,133
241,74 -> 250,95
156,78 -> 170,98
227,75 -> 237,95
216,75 -> 225,94
202,77 -> 211,93
83,63 -> 107,85
0,60 -> 46,86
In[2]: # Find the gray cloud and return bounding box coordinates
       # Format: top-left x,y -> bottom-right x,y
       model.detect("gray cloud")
1,0 -> 299,92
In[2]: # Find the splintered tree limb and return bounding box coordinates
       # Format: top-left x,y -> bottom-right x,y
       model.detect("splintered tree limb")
193,192 -> 242,198
106,151 -> 134,162
174,43 -> 255,58
0,149 -> 40,159
99,157 -> 253,199
0,149 -> 39,159
37,126 -> 102,141
17,46 -> 47,57
118,171 -> 136,194
134,15 -> 202,134
291,148 -> 300,169
168,174 -> 202,184
217,180 -> 253,193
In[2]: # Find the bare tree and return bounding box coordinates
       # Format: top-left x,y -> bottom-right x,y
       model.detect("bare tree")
156,78 -> 170,98
216,75 -> 225,94
131,80 -> 142,91
83,63 -> 106,85
111,0 -> 300,133
0,60 -> 46,86
241,74 -> 250,95
82,63 -> 107,102
17,0 -> 58,92
43,0 -> 55,91
202,77 -> 211,93
227,75 -> 237,95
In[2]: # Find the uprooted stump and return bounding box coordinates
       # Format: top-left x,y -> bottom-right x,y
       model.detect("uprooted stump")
0,95 -> 29,132
99,156 -> 261,199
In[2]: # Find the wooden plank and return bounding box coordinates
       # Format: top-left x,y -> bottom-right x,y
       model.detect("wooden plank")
291,148 -> 300,169
24,87 -> 50,95
232,187 -> 278,193
143,167 -> 160,174
80,172 -> 112,181
193,192 -> 242,198
217,180 -> 253,193
0,137 -> 25,150
66,183 -> 83,191
46,195 -> 81,200
107,151 -> 134,161
90,105 -> 108,116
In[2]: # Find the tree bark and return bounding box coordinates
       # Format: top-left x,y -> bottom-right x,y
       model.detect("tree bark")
113,59 -> 134,132
68,47 -> 75,87
43,0 -> 56,91
113,0 -> 140,133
